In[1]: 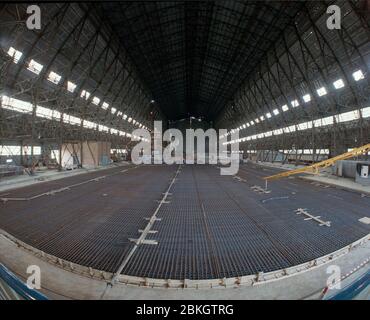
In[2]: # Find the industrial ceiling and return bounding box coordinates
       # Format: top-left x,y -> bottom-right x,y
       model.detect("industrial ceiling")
0,1 -> 369,153
99,1 -> 305,121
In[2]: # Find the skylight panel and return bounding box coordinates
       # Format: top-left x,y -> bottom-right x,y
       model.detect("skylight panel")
83,120 -> 96,129
302,94 -> 311,103
282,104 -> 289,112
92,96 -> 100,106
27,59 -> 43,75
7,47 -> 22,64
47,71 -> 61,84
317,87 -> 327,97
1,147 -> 14,159
1,96 -> 34,114
63,114 -> 82,126
336,110 -> 359,123
352,70 -> 364,81
291,99 -> 300,107
361,107 -> 370,118
36,106 -> 61,120
67,81 -> 77,93
321,116 -> 334,126
333,79 -> 345,89
80,90 -> 90,100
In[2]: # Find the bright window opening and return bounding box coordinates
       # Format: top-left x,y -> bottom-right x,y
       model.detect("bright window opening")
0,145 -> 21,156
266,112 -> 271,119
303,94 -> 311,103
291,99 -> 299,107
7,47 -> 23,64
273,128 -> 283,135
83,120 -> 96,130
102,102 -> 109,110
98,125 -> 109,132
317,87 -> 327,96
1,96 -> 33,114
23,146 -> 41,155
47,71 -> 61,84
336,110 -> 360,123
352,70 -> 364,81
111,149 -> 127,154
0,95 -> 135,141
362,107 -> 370,118
273,108 -> 279,115
333,79 -> 345,89
36,106 -> 61,120
80,90 -> 90,100
63,114 -> 82,126
282,104 -> 289,112
92,96 -> 100,106
27,59 -> 43,75
67,81 -> 77,93
111,107 -> 117,114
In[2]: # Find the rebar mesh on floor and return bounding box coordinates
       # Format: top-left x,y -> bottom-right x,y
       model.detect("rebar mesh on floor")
0,164 -> 369,280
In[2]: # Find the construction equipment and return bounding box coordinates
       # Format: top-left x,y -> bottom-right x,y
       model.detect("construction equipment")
264,143 -> 370,181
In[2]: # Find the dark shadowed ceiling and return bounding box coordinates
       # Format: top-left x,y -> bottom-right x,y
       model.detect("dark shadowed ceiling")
100,1 -> 305,121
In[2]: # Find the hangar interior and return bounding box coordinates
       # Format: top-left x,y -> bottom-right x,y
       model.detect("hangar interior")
0,1 -> 369,300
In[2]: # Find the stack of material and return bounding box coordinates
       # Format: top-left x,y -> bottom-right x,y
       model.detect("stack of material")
60,141 -> 112,169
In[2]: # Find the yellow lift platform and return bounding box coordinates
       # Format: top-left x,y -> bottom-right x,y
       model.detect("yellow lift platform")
264,143 -> 370,181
